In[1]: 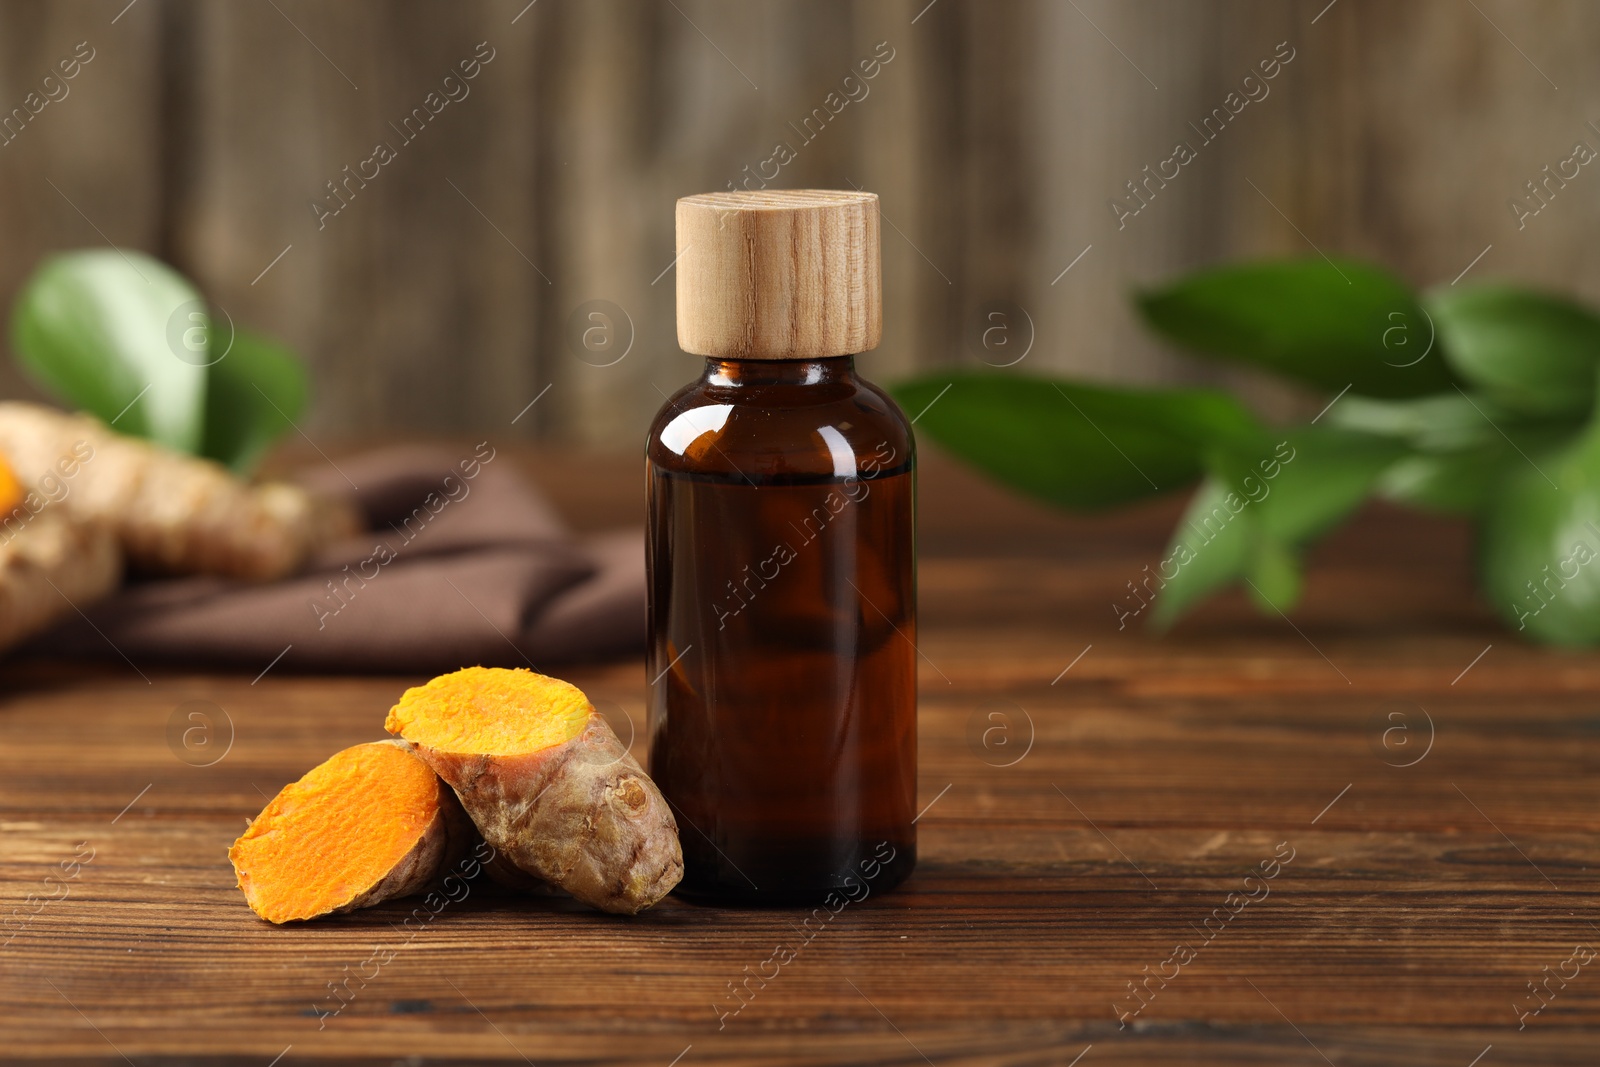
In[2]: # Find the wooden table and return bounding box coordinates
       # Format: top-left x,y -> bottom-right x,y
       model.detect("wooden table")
2,449 -> 1596,1065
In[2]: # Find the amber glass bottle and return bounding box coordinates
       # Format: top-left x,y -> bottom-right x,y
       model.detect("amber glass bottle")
647,190 -> 917,905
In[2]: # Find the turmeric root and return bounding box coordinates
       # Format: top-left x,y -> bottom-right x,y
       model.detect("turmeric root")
0,401 -> 357,582
386,666 -> 683,915
0,456 -> 121,653
229,740 -> 476,923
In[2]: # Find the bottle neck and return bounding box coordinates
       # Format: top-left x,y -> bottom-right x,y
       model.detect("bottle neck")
701,355 -> 857,388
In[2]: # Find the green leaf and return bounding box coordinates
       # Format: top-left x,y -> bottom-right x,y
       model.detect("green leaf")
1325,392 -> 1514,453
1136,258 -> 1455,398
1479,426 -> 1600,646
1148,427 -> 1402,628
1329,389 -> 1587,516
1426,285 -> 1600,419
11,250 -> 207,452
202,330 -> 307,473
892,373 -> 1264,511
1377,450 -> 1503,515
1246,427 -> 1407,545
1147,474 -> 1255,629
1247,535 -> 1302,612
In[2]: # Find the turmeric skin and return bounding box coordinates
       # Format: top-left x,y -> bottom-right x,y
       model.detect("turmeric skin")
0,451 -> 121,653
0,507 -> 120,654
0,401 -> 358,582
387,667 -> 683,915
230,741 -> 474,924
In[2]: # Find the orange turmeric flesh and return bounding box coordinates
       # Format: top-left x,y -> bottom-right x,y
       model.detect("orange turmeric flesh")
385,666 -> 591,756
0,455 -> 20,514
230,741 -> 458,923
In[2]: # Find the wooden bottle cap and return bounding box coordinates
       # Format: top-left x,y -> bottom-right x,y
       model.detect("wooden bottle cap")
675,189 -> 882,360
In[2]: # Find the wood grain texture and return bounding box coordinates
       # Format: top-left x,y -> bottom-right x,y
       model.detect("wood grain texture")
676,190 -> 882,359
1,447 -> 1596,1064
5,2 -> 1599,443
0,0 -> 164,413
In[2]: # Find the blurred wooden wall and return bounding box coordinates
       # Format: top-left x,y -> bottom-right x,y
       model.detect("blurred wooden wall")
0,0 -> 1593,445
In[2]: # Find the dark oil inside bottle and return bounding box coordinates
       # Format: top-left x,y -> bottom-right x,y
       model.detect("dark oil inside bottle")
646,356 -> 917,905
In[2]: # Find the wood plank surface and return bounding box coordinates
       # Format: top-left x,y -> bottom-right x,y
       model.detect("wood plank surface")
9,1 -> 1600,442
1,448 -> 1597,1065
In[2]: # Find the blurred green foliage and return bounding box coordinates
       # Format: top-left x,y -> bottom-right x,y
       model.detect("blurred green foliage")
894,257 -> 1600,645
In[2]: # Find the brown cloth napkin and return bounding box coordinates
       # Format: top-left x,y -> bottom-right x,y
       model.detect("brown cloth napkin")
31,446 -> 645,673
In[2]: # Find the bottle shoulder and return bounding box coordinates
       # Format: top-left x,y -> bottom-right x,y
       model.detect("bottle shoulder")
646,368 -> 914,482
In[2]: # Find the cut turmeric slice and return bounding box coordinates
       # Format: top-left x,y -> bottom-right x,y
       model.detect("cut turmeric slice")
386,667 -> 683,915
230,740 -> 474,923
